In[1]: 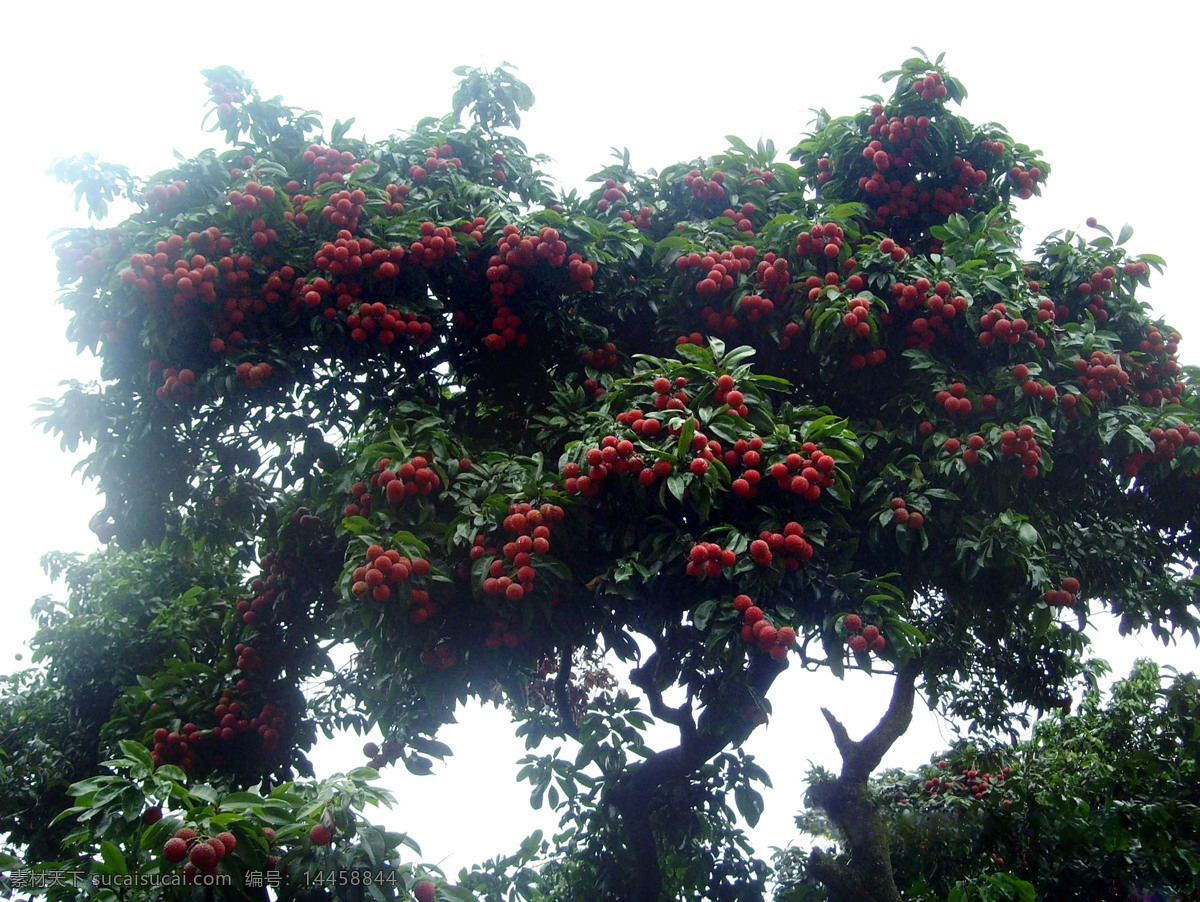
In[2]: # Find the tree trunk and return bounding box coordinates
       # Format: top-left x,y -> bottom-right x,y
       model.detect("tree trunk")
610,783 -> 663,902
805,658 -> 923,902
807,779 -> 902,902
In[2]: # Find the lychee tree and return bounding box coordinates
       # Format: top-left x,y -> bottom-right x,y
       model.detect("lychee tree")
773,660 -> 1200,902
21,49 -> 1200,900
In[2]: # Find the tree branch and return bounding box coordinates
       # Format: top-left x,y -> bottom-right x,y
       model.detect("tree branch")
610,653 -> 788,902
844,657 -> 922,781
630,650 -> 696,741
820,707 -> 854,761
819,658 -> 923,782
553,644 -> 580,740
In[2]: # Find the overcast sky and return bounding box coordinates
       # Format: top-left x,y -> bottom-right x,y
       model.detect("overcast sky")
3,0 -> 1198,880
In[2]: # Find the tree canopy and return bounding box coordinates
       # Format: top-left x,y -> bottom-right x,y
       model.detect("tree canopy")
5,50 -> 1199,901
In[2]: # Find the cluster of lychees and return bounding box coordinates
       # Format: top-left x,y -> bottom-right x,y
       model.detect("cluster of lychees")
733,595 -> 795,660
749,522 -> 813,568
843,613 -> 886,654
227,180 -> 276,215
752,251 -> 791,303
409,142 -> 461,182
481,225 -> 595,350
594,178 -> 654,229
795,222 -> 845,260
581,342 -> 618,369
479,502 -> 566,602
997,424 -> 1044,480
162,828 -> 240,882
1076,351 -> 1128,404
1124,423 -> 1199,476
687,542 -> 737,579
1070,265 -> 1117,322
765,444 -> 838,501
301,144 -> 359,187
1011,363 -> 1059,405
922,763 -> 1012,802
407,222 -> 459,268
889,497 -> 925,529
123,233 -> 223,314
595,178 -> 628,213
237,563 -> 281,626
151,366 -> 196,401
934,382 -> 975,417
351,543 -> 432,604
345,302 -> 434,347
487,225 -> 567,297
145,179 -> 188,212
726,436 -> 765,499
675,245 -> 757,297
977,302 -> 1044,349
718,202 -> 757,234
1044,576 -> 1081,607
150,695 -> 287,773
1128,326 -> 1185,407
234,361 -> 273,388
563,435 -> 649,496
684,168 -> 727,200
382,182 -> 410,215
361,738 -> 405,769
312,231 -> 392,278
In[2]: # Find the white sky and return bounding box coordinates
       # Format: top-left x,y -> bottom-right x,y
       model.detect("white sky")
2,0 -> 1198,881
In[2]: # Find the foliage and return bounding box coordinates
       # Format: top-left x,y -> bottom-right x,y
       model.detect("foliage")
777,660 -> 1200,901
3,747 -> 444,901
1,543 -> 256,860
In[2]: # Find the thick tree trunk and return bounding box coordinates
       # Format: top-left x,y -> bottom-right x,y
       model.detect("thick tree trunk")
807,780 -> 902,902
609,783 -> 663,902
805,658 -> 923,902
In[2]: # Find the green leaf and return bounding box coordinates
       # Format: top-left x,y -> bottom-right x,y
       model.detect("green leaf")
50,805 -> 86,826
922,488 -> 960,501
667,474 -> 688,503
441,886 -> 482,902
217,792 -> 269,810
677,417 -> 695,460
693,599 -> 719,632
100,840 -> 128,875
118,740 -> 154,770
153,765 -> 188,784
734,785 -> 764,827
341,515 -> 374,534
349,160 -> 379,182
362,826 -> 385,867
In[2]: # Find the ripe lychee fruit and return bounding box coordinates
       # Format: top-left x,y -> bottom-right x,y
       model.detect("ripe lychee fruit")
163,837 -> 188,863
189,841 -> 217,869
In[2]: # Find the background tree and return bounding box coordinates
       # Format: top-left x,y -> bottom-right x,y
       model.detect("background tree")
774,659 -> 1200,902
9,50 -> 1200,900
